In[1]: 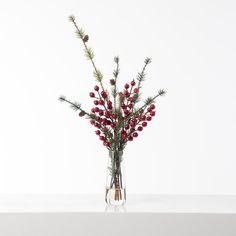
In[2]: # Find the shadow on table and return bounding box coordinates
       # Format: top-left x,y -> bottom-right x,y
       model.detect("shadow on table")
105,205 -> 127,213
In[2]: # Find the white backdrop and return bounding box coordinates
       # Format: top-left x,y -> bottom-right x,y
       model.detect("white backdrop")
0,0 -> 235,194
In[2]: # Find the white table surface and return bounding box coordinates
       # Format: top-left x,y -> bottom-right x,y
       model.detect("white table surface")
0,194 -> 236,236
0,194 -> 236,213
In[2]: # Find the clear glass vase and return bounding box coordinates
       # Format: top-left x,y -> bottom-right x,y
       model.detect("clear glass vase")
105,150 -> 126,206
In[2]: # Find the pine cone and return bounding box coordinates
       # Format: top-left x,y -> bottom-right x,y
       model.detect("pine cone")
83,35 -> 89,43
110,79 -> 115,85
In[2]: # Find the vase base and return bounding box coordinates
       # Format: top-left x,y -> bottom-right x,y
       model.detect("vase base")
105,188 -> 126,206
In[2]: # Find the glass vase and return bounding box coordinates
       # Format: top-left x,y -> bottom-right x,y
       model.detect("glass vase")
105,150 -> 126,206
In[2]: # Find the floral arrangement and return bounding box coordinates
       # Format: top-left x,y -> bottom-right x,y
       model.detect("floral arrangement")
59,15 -> 166,205
59,15 -> 166,151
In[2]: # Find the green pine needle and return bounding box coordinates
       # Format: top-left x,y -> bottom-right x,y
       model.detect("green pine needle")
93,70 -> 103,82
158,89 -> 166,96
68,15 -> 75,22
58,95 -> 66,102
75,29 -> 85,39
136,72 -> 145,82
113,68 -> 119,77
144,96 -> 154,105
70,102 -> 81,111
144,57 -> 152,64
84,47 -> 94,60
114,56 -> 119,64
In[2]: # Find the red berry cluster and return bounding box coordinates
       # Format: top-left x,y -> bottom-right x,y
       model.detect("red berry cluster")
120,102 -> 156,142
78,81 -> 156,148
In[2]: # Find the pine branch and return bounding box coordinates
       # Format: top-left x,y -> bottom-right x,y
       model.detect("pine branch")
112,56 -> 120,110
59,95 -> 93,118
143,96 -> 154,105
68,15 -> 106,92
136,57 -> 151,84
128,89 -> 166,122
158,89 -> 166,96
141,89 -> 166,109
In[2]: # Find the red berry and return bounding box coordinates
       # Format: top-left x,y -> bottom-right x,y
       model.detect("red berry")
95,130 -> 101,135
123,90 -> 130,97
124,109 -> 130,115
96,116 -> 101,122
130,122 -> 136,128
150,104 -> 155,110
128,136 -> 133,141
150,111 -> 156,116
122,132 -> 128,139
90,120 -> 95,125
128,103 -> 134,109
137,126 -> 143,131
139,109 -> 144,113
110,123 -> 116,128
102,119 -> 108,125
103,141 -> 110,147
101,91 -> 107,98
124,115 -> 129,119
100,136 -> 105,141
134,88 -> 139,93
146,116 -> 152,121
94,100 -> 99,105
94,107 -> 99,113
121,103 -> 126,109
124,124 -> 130,130
147,107 -> 152,112
104,111 -> 110,117
111,113 -> 117,119
141,115 -> 146,121
91,108 -> 96,113
124,83 -> 129,89
128,97 -> 134,102
130,127 -> 135,132
94,122 -> 101,128
99,110 -> 104,116
142,122 -> 147,127
131,80 -> 136,86
133,132 -> 138,138
89,92 -> 95,98
99,100 -> 104,105
94,85 -> 99,91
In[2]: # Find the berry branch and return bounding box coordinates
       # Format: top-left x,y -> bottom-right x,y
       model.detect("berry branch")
60,15 -> 166,150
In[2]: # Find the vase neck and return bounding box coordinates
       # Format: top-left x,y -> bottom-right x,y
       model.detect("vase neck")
109,150 -> 123,160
